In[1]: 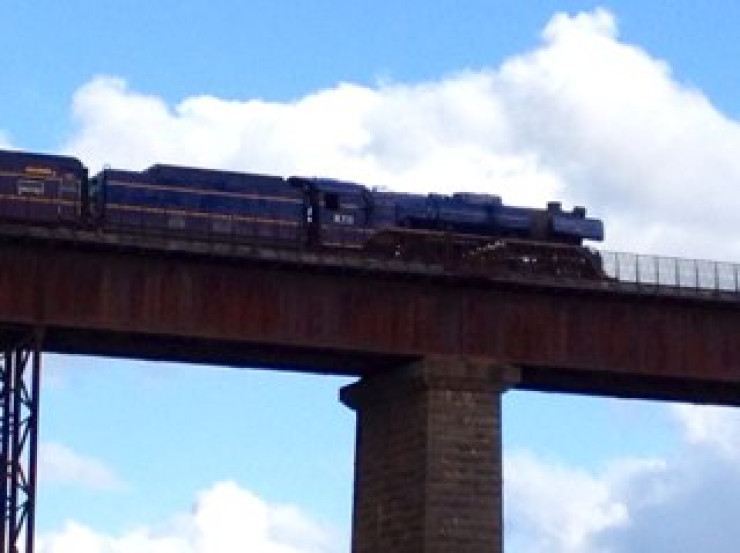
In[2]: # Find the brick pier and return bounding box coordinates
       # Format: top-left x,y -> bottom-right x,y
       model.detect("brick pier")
341,358 -> 516,552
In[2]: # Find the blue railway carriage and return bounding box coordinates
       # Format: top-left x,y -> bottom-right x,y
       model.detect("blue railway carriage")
91,164 -> 306,244
0,149 -> 87,225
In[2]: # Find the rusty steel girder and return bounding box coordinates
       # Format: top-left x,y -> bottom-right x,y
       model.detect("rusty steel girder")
0,236 -> 739,404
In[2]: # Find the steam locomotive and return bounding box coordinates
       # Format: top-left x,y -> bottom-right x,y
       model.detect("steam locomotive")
0,148 -> 605,277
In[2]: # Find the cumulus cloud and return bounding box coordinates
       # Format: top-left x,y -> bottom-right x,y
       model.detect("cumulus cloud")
64,73 -> 563,210
61,8 -> 740,259
505,404 -> 740,553
671,403 -> 740,460
496,8 -> 740,257
504,450 -> 631,553
38,481 -> 344,553
39,442 -> 126,491
594,405 -> 740,553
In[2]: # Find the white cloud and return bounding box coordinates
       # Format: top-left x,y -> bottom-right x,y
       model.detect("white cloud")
64,73 -> 564,209
61,8 -> 740,260
38,481 -> 345,553
504,450 -> 630,553
496,9 -> 740,258
671,403 -> 740,459
39,442 -> 126,491
592,406 -> 740,553
504,404 -> 740,553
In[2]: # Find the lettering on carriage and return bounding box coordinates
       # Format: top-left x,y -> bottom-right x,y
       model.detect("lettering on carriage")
333,213 -> 355,225
25,166 -> 54,176
17,179 -> 45,196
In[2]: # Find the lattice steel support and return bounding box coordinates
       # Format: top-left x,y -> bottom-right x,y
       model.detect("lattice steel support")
0,331 -> 41,553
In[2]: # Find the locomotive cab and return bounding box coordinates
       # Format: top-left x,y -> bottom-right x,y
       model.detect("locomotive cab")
288,176 -> 371,249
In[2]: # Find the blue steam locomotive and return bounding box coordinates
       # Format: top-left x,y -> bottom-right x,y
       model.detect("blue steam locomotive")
0,148 -> 604,277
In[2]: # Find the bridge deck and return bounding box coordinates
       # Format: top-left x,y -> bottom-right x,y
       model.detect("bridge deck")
0,224 -> 738,405
2,223 -> 738,300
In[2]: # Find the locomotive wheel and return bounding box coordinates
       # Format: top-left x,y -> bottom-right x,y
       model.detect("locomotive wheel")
364,230 -> 605,279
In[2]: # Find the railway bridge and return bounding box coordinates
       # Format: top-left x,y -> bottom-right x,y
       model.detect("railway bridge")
1,225 -> 739,553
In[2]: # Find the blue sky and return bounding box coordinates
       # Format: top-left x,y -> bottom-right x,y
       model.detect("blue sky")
3,2 -> 740,552
6,0 -> 740,148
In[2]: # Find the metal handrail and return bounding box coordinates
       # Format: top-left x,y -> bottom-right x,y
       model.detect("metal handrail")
600,250 -> 740,294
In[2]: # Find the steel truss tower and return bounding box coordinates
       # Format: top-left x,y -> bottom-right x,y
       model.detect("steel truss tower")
0,331 -> 41,553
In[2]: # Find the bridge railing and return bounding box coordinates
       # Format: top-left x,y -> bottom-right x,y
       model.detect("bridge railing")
600,251 -> 740,293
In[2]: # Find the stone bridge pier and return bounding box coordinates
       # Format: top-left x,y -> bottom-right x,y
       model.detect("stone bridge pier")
341,358 -> 517,553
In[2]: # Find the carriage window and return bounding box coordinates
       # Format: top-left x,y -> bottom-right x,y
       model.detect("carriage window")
17,180 -> 45,196
324,192 -> 340,210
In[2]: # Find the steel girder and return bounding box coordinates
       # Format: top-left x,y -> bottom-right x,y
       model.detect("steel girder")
0,331 -> 41,553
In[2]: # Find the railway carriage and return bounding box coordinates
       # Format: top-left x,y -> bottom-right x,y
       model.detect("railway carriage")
91,164 -> 305,245
0,149 -> 87,224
